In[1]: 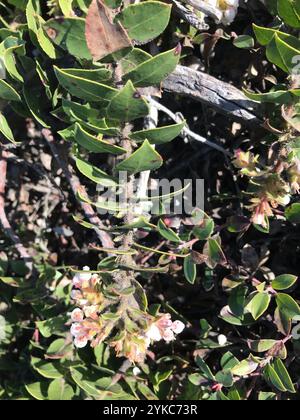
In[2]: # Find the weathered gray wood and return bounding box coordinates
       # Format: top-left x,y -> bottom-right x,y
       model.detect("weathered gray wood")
172,0 -> 209,31
163,65 -> 263,127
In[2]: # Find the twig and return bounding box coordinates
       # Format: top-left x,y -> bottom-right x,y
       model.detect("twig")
42,129 -> 114,249
0,149 -> 35,273
146,96 -> 231,156
172,0 -> 209,30
135,103 -> 158,213
109,359 -> 132,387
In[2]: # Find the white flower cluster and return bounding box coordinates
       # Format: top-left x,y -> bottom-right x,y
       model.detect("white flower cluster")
207,0 -> 239,25
145,314 -> 185,344
69,267 -> 185,362
70,266 -> 102,349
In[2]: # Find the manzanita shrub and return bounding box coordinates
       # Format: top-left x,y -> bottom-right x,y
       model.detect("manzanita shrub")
0,0 -> 300,401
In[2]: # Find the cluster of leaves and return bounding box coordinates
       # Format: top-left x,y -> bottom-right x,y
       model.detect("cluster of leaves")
0,0 -> 300,401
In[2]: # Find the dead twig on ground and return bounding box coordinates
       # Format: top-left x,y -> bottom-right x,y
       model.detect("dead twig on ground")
163,65 -> 263,127
42,129 -> 114,249
0,149 -> 35,274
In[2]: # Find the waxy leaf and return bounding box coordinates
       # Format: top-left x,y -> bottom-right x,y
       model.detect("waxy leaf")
106,80 -> 149,122
249,292 -> 271,320
248,339 -> 277,353
231,356 -> 259,377
203,238 -> 226,269
278,0 -> 300,29
54,66 -> 117,102
276,293 -> 300,319
271,274 -> 297,291
272,359 -> 296,393
45,18 -> 92,60
85,0 -> 132,61
0,79 -> 20,101
75,156 -> 117,187
130,121 -> 185,145
26,0 -> 57,59
48,379 -> 74,401
116,1 -> 171,44
157,219 -> 181,243
0,113 -> 16,143
116,140 -> 163,174
74,123 -> 125,154
184,255 -> 197,284
123,46 -> 181,87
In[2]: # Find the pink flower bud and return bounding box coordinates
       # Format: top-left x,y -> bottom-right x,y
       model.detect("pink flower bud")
70,323 -> 83,337
162,328 -> 175,342
71,308 -> 84,322
74,334 -> 88,349
171,320 -> 185,334
146,324 -> 162,342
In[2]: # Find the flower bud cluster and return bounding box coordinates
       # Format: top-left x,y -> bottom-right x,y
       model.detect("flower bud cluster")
70,267 -> 185,362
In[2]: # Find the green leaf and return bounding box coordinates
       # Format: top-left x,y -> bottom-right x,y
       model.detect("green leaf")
123,46 -> 181,87
285,203 -> 300,223
75,156 -> 117,187
58,0 -> 74,16
62,99 -> 101,122
116,139 -> 163,174
36,316 -> 67,338
253,24 -> 285,46
130,121 -> 185,145
277,0 -> 300,29
106,80 -> 149,122
25,382 -> 48,400
120,48 -> 152,74
221,352 -> 239,370
195,356 -> 215,381
0,79 -> 20,101
43,17 -> 92,60
267,33 -> 300,74
272,359 -> 296,393
23,80 -> 50,128
271,274 -> 297,291
249,292 -> 271,320
203,238 -> 226,269
0,36 -> 25,82
231,357 -> 259,377
26,0 -> 57,59
48,379 -> 75,400
231,356 -> 259,376
228,285 -> 247,319
215,370 -> 234,388
70,367 -> 131,399
244,88 -> 295,104
74,123 -> 125,154
116,1 -> 171,43
32,359 -> 63,379
54,66 -> 117,102
274,307 -> 292,336
193,217 -> 215,241
264,364 -> 287,392
157,219 -> 181,243
0,112 -> 16,143
233,35 -> 254,49
248,339 -> 277,353
184,255 -> 197,284
58,68 -> 112,83
258,392 -> 277,400
276,293 -> 300,319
